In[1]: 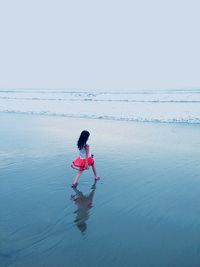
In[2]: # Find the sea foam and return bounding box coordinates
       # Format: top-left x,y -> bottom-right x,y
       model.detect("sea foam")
0,89 -> 200,123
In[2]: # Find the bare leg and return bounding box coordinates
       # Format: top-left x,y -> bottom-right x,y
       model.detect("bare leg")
92,163 -> 100,180
72,170 -> 83,185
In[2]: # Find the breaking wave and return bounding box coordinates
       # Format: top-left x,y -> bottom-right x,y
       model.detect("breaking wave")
0,88 -> 200,124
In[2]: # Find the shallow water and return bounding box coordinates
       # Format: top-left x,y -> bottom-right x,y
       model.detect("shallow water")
1,114 -> 200,267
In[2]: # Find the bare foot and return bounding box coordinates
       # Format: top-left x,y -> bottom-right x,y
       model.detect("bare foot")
95,176 -> 100,181
71,182 -> 78,188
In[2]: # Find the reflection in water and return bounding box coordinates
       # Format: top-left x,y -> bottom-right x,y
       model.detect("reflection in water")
71,182 -> 97,234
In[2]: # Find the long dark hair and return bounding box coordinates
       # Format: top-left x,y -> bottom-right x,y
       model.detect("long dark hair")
77,130 -> 90,150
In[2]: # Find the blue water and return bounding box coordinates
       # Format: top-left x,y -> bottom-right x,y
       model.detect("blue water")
1,114 -> 200,267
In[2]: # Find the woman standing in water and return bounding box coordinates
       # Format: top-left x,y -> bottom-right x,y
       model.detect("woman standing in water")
71,130 -> 100,188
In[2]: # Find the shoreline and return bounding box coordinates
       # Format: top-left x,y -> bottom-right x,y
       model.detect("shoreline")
1,88 -> 200,125
1,111 -> 200,125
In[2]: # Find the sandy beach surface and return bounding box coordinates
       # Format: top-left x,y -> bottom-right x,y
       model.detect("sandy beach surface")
1,113 -> 200,267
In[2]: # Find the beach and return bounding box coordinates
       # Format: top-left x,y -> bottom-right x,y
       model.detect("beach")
1,113 -> 200,267
1,0 -> 200,264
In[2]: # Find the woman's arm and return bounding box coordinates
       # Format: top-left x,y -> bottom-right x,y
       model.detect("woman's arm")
85,144 -> 89,169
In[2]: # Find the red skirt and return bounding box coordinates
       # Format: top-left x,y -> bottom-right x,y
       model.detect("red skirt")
71,156 -> 94,171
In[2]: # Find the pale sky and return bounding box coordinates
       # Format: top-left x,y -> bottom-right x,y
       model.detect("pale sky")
0,0 -> 199,91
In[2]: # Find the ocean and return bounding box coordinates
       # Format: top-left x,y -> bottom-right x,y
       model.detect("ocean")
1,89 -> 200,266
0,88 -> 200,123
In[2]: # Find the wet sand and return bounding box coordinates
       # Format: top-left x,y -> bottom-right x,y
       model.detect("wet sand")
0,114 -> 200,267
